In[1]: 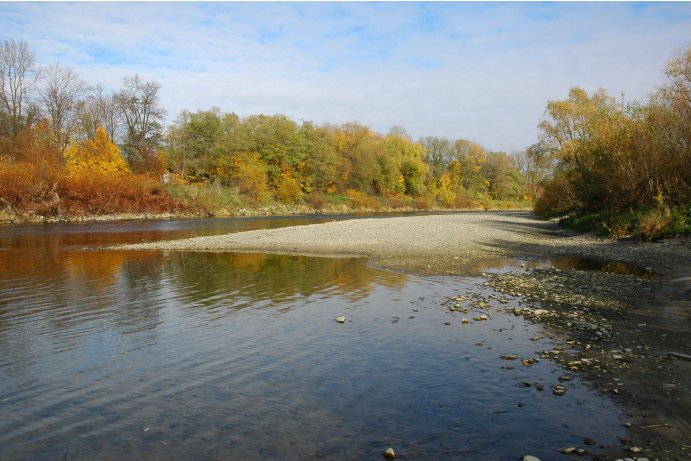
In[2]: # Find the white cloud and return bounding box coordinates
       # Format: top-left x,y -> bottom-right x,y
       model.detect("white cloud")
1,2 -> 689,151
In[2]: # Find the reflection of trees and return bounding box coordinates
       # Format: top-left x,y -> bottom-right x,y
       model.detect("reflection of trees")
0,244 -> 407,359
163,252 -> 406,311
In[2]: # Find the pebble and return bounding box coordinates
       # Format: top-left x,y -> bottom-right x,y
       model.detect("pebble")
561,447 -> 576,454
462,318 -> 469,324
383,447 -> 396,459
552,385 -> 566,396
522,456 -> 540,461
584,438 -> 596,446
500,354 -> 518,360
335,316 -> 346,323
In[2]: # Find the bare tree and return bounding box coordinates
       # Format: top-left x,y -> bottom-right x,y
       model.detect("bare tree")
76,85 -> 121,142
116,74 -> 166,171
40,63 -> 88,153
0,39 -> 40,136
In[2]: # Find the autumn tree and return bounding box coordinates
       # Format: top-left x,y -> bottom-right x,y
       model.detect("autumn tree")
64,126 -> 130,176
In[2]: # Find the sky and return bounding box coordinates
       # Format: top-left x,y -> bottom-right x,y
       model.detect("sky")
1,2 -> 690,152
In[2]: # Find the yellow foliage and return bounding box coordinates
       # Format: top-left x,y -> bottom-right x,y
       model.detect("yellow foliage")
277,176 -> 302,204
65,127 -> 129,177
234,153 -> 269,206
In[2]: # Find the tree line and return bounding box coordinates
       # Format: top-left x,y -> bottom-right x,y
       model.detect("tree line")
530,48 -> 690,239
1,38 -> 688,239
0,39 -> 529,217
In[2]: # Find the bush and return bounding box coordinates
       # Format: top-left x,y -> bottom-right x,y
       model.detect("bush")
58,173 -> 181,215
276,177 -> 303,204
534,170 -> 579,217
635,207 -> 672,241
412,196 -> 432,210
0,159 -> 62,216
308,192 -> 327,211
345,189 -> 381,210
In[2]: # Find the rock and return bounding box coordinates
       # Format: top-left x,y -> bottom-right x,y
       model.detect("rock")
513,307 -> 523,315
561,447 -> 576,454
576,448 -> 585,455
552,385 -> 566,396
335,316 -> 346,323
558,374 -> 574,382
584,438 -> 596,446
462,318 -> 469,324
629,446 -> 642,453
473,314 -> 489,321
500,354 -> 518,360
521,358 -> 536,367
522,456 -> 540,461
636,458 -> 650,461
383,447 -> 396,459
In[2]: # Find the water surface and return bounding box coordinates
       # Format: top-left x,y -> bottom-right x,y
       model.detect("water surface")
0,216 -> 626,460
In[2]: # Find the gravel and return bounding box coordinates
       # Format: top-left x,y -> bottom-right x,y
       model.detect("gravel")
113,211 -> 690,277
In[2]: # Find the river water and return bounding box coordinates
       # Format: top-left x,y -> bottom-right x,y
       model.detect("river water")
0,214 -> 626,460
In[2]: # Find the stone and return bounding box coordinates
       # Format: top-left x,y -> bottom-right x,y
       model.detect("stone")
513,307 -> 523,316
335,316 -> 346,323
383,447 -> 396,459
576,448 -> 585,455
500,354 -> 518,360
552,385 -> 566,396
522,456 -> 540,461
462,318 -> 469,324
629,446 -> 642,453
584,438 -> 596,446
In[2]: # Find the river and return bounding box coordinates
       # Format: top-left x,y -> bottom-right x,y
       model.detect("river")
0,215 -> 626,460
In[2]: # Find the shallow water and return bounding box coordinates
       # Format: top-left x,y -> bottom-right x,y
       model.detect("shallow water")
0,216 -> 626,460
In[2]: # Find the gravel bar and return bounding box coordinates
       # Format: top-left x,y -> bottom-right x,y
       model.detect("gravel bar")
113,211 -> 690,276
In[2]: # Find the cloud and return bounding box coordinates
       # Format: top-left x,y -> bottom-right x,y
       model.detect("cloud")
1,2 -> 690,151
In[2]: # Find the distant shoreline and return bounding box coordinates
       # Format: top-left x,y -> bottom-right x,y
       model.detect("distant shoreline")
0,205 -> 532,226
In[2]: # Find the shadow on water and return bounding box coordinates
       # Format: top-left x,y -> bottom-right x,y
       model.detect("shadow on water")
551,256 -> 655,279
0,216 -> 628,460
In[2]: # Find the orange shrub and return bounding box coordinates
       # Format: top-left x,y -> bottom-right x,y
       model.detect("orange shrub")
58,173 -> 181,215
0,159 -> 63,215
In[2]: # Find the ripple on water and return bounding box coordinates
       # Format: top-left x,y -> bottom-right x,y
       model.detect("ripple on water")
0,219 -> 626,460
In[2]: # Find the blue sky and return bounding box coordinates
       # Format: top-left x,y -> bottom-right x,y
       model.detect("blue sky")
2,2 -> 690,152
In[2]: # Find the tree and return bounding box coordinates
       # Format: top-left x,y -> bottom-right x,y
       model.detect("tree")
64,126 -> 129,176
0,39 -> 40,137
420,136 -> 453,181
39,63 -> 88,153
116,74 -> 165,172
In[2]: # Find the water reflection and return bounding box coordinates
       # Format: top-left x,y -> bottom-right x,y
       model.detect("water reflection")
0,217 -> 626,460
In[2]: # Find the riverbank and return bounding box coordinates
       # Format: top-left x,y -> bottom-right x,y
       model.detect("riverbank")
116,211 -> 691,459
0,203 -> 531,225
